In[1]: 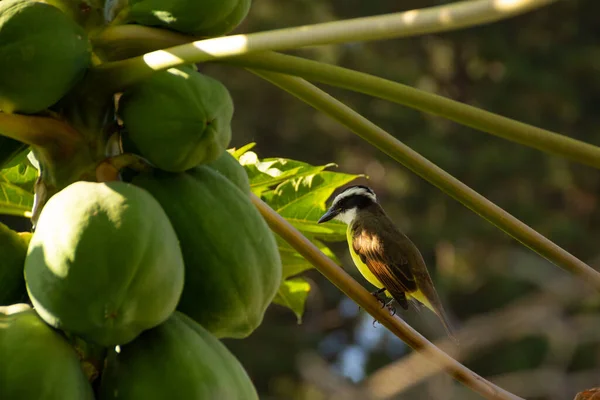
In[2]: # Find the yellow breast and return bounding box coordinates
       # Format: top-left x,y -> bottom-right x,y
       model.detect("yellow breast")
346,225 -> 434,309
346,225 -> 386,290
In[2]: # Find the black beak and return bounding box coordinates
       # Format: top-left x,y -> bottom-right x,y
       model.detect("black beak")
318,207 -> 339,224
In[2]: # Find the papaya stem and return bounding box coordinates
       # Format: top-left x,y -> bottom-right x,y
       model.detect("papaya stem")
91,25 -> 192,61
250,194 -> 523,400
105,153 -> 154,173
215,51 -> 600,170
89,0 -> 558,91
0,112 -> 83,152
96,153 -> 154,182
248,70 -> 600,292
86,17 -> 600,171
95,162 -> 120,182
63,332 -> 108,384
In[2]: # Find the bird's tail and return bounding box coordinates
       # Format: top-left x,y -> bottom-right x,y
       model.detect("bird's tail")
409,289 -> 458,343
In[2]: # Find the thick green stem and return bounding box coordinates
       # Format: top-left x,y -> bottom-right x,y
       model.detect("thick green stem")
91,25 -> 192,62
217,52 -> 600,170
90,0 -> 558,91
251,194 -> 523,400
105,153 -> 153,172
0,112 -> 82,151
86,25 -> 600,170
249,70 -> 600,291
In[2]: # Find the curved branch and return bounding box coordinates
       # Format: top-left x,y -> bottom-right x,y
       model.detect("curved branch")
91,0 -> 558,90
247,69 -> 600,291
251,194 -> 524,400
216,52 -> 600,170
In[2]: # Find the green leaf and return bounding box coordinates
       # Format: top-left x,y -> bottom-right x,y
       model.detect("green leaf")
1,161 -> 38,193
228,142 -> 256,159
263,171 -> 361,241
0,162 -> 36,217
0,137 -> 28,170
273,277 -> 311,324
240,150 -> 337,196
241,144 -> 361,322
277,234 -> 339,280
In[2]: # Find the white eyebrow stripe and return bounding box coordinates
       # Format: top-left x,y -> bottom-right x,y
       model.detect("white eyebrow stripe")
331,187 -> 377,207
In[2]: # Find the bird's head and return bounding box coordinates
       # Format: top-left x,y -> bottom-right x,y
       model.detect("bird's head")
317,185 -> 377,225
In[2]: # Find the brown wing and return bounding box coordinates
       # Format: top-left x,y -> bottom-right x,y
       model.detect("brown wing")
351,213 -> 417,304
352,208 -> 456,338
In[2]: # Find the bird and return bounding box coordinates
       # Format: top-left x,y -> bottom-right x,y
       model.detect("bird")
318,185 -> 456,338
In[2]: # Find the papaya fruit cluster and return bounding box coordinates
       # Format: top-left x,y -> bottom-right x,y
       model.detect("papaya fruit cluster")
0,0 -> 281,398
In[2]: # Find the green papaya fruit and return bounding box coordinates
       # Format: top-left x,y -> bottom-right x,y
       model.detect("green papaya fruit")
40,0 -> 105,31
24,181 -> 185,346
132,166 -> 282,338
204,150 -> 251,194
98,311 -> 258,400
0,304 -> 94,399
111,0 -> 251,37
0,223 -> 30,305
0,0 -> 91,114
119,66 -> 234,172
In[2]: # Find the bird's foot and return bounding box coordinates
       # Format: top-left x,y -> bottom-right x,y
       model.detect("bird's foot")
370,288 -> 387,308
385,301 -> 397,317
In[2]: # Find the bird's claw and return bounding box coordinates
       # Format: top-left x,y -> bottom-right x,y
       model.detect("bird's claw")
386,304 -> 397,316
370,288 -> 388,309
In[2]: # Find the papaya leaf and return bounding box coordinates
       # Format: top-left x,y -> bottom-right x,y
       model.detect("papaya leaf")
0,163 -> 35,217
273,277 -> 311,324
276,234 -> 339,279
263,171 -> 360,241
228,142 -> 256,159
0,137 -> 29,170
239,150 -> 336,196
237,145 -> 361,321
1,161 -> 38,193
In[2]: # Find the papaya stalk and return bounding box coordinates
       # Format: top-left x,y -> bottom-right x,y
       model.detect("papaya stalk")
102,153 -> 154,173
87,26 -> 600,171
62,332 -> 108,385
96,153 -> 154,182
0,112 -> 82,151
95,162 -> 120,182
0,112 -> 96,224
12,82 -> 122,224
91,24 -> 191,62
89,0 -> 558,92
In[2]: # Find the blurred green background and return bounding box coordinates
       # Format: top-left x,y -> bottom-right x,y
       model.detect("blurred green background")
3,1 -> 600,399
205,1 -> 600,399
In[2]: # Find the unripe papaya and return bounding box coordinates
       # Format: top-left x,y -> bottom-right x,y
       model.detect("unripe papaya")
132,166 -> 282,338
0,304 -> 94,399
119,66 -> 234,172
0,0 -> 91,114
0,223 -> 30,305
98,311 -> 258,400
111,0 -> 251,37
24,181 -> 185,346
204,150 -> 251,194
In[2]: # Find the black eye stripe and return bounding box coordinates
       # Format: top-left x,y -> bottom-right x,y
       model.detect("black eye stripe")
337,194 -> 373,210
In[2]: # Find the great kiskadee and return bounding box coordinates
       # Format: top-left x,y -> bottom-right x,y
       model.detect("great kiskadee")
318,185 -> 455,338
